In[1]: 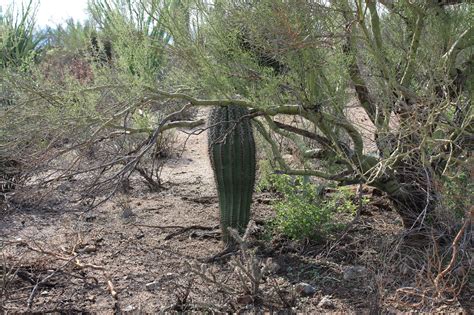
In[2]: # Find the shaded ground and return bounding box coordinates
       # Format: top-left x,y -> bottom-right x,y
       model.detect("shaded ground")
0,116 -> 471,313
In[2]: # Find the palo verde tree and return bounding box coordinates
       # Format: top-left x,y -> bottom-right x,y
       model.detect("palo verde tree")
1,0 -> 471,238
153,0 -> 473,234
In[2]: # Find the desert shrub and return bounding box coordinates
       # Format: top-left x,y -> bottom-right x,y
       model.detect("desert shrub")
0,0 -> 44,196
255,160 -> 276,193
159,0 -> 472,237
0,1 -> 196,205
44,18 -> 94,52
88,0 -> 172,81
440,169 -> 472,218
0,0 -> 43,69
269,174 -> 361,241
432,162 -> 473,233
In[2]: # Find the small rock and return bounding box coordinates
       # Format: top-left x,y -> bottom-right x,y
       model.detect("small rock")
121,207 -> 135,219
83,245 -> 97,253
295,282 -> 316,297
343,265 -> 367,280
145,280 -> 161,291
317,295 -> 335,309
123,305 -> 135,312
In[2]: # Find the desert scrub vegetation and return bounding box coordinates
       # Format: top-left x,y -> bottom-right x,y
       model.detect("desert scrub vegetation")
1,0 -> 200,202
261,173 -> 364,241
0,0 -> 472,312
0,0 -> 43,194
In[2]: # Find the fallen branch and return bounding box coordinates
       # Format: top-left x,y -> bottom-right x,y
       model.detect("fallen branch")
134,223 -> 216,230
164,225 -> 219,240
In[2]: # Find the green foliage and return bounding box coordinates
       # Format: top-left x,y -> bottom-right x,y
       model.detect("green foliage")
439,166 -> 473,220
44,18 -> 94,54
256,159 -> 276,193
0,0 -> 43,69
1,0 -> 44,190
268,174 -> 361,241
88,0 -> 175,82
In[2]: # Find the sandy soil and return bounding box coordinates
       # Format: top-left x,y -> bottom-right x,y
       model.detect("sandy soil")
0,113 -> 471,313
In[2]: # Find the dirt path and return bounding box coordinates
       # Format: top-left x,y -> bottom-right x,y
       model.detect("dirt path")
161,110 -> 215,196
0,114 -> 275,313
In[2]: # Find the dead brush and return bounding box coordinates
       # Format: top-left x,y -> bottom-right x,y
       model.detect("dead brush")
0,250 -> 19,311
186,221 -> 273,306
159,276 -> 197,312
226,222 -> 270,301
393,208 -> 472,310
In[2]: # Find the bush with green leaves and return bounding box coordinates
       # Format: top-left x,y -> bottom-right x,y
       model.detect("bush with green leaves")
0,0 -> 43,69
434,163 -> 473,229
1,0 -> 44,194
269,174 -> 361,241
88,0 -> 175,82
1,0 -> 199,202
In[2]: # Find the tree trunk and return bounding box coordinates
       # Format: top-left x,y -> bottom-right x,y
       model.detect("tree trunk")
377,160 -> 439,230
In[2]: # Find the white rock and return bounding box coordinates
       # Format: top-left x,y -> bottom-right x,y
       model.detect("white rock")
123,305 -> 135,312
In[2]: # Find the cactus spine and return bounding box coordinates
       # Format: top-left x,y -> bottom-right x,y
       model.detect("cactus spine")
208,105 -> 256,245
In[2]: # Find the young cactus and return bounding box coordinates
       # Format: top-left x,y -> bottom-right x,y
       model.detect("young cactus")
208,105 -> 256,245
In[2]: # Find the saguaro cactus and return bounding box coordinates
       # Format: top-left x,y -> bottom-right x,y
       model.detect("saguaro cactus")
208,105 -> 256,245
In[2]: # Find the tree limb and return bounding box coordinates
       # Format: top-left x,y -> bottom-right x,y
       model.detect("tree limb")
109,118 -> 206,134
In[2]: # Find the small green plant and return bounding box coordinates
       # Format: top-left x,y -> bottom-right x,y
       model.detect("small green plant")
269,174 -> 362,241
256,159 -> 276,193
436,164 -> 473,224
